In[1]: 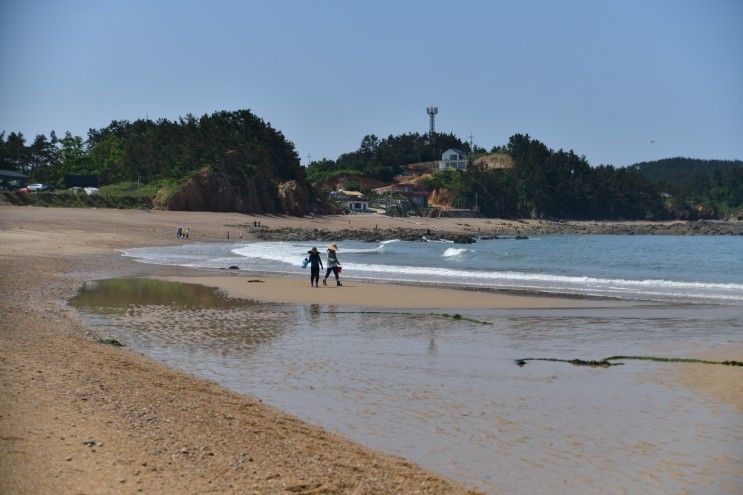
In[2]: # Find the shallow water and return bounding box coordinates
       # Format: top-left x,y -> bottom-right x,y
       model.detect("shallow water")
70,279 -> 743,494
121,235 -> 743,303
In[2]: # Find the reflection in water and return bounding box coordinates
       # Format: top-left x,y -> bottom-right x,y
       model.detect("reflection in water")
70,278 -> 290,356
70,279 -> 743,495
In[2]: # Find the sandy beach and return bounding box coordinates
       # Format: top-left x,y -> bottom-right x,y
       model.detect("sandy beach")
1,206 -> 741,494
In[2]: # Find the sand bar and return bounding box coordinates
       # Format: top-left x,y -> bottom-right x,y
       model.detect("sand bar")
164,274 -> 621,309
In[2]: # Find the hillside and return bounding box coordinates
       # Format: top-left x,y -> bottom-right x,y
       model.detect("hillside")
1,110 -> 316,215
627,157 -> 743,218
628,157 -> 743,189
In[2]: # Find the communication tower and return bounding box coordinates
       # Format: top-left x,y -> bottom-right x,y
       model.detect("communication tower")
426,106 -> 438,136
427,106 -> 438,158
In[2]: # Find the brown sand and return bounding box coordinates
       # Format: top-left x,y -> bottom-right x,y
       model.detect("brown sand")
0,206 -> 483,494
674,346 -> 743,413
0,205 -> 738,493
164,275 -> 619,310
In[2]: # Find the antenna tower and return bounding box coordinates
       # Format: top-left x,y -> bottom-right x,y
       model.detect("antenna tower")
426,106 -> 438,136
426,106 -> 438,158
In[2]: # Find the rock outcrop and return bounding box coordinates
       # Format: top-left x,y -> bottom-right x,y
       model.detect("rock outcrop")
277,180 -> 309,216
163,153 -> 314,216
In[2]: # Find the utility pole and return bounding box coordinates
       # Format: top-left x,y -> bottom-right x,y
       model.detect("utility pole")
306,153 -> 311,166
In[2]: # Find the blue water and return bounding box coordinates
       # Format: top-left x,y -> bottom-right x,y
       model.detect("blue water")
122,235 -> 743,303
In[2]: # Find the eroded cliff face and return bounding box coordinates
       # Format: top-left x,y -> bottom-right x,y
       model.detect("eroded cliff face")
164,168 -> 271,213
162,163 -> 313,215
277,180 -> 309,216
428,187 -> 456,208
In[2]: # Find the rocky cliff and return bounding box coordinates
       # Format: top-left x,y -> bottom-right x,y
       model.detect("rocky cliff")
163,149 -> 315,215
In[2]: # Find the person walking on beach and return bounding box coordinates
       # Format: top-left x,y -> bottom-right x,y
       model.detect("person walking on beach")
176,226 -> 182,239
307,247 -> 323,287
323,243 -> 342,286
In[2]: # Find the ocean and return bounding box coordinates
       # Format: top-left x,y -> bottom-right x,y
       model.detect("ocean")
121,235 -> 743,303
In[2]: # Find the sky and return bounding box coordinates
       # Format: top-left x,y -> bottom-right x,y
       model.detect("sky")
1,0 -> 741,166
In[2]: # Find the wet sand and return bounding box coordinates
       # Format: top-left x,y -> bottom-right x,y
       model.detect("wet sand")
674,345 -> 743,412
68,279 -> 743,493
163,275 -> 622,310
0,206 -> 487,494
1,206 -> 741,494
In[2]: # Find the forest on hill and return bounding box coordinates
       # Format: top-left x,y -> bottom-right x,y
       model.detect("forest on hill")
422,134 -> 666,219
1,110 -> 741,219
306,132 -> 482,184
307,134 -> 743,220
627,157 -> 743,217
0,110 -> 314,214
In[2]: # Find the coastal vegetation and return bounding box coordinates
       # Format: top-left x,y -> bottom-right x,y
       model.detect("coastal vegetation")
1,111 -> 741,219
629,157 -> 743,218
0,110 -> 314,214
310,133 -> 743,220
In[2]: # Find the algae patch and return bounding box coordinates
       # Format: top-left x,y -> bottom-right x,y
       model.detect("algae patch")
516,355 -> 743,368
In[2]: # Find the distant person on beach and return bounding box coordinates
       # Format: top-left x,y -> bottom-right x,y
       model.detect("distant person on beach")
184,227 -> 189,239
176,227 -> 182,239
307,247 -> 324,287
323,244 -> 342,286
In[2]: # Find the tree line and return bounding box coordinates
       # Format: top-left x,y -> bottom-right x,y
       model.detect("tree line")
0,110 -> 304,189
2,110 -> 740,219
306,132 -> 481,183
423,134 -> 666,220
628,157 -> 743,217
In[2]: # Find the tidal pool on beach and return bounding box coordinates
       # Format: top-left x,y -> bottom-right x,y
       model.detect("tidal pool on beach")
70,278 -> 743,494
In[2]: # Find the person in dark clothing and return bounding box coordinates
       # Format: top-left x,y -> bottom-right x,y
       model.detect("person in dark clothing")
323,243 -> 342,286
307,247 -> 324,287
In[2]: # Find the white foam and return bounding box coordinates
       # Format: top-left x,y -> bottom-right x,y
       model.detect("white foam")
125,241 -> 743,303
442,248 -> 469,257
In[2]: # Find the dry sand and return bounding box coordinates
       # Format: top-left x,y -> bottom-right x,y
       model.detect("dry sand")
0,206 -> 739,494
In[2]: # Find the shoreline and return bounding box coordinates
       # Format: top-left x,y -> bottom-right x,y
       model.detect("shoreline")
0,206 -> 484,494
160,273 -> 623,310
241,219 -> 743,244
1,206 -> 741,493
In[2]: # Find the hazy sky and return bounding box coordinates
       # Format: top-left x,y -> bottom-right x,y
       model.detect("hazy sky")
1,0 -> 741,166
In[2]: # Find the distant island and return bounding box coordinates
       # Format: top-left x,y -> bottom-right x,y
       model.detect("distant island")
1,109 -> 741,220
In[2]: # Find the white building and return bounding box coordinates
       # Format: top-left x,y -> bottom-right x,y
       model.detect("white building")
438,148 -> 468,171
331,189 -> 369,212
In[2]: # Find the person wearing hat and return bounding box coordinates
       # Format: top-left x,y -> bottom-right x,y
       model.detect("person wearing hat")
307,247 -> 323,287
323,243 -> 342,286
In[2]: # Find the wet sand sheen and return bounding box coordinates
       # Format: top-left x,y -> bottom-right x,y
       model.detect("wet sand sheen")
70,278 -> 743,495
161,274 -> 626,309
3,206 -> 742,494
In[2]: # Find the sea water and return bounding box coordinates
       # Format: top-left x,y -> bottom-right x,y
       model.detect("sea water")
70,278 -> 743,494
122,235 -> 743,303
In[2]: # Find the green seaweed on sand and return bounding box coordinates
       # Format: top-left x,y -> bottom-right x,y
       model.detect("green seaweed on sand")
515,355 -> 743,368
317,310 -> 493,325
98,338 -> 124,347
433,313 -> 493,325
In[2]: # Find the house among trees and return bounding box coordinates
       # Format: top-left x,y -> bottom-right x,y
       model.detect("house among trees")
330,189 -> 369,212
373,176 -> 431,207
438,148 -> 468,171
